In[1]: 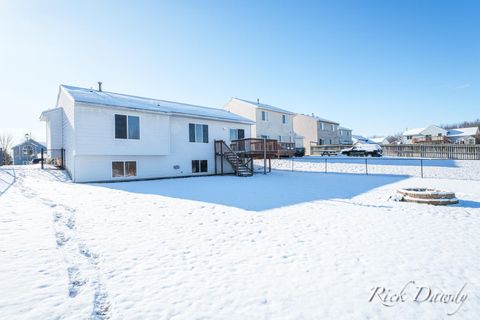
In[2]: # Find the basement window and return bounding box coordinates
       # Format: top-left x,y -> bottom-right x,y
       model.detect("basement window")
112,161 -> 137,177
192,160 -> 208,173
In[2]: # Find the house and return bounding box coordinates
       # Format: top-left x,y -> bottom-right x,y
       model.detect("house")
352,135 -> 375,144
40,85 -> 253,182
224,98 -> 295,142
292,114 -> 318,155
338,127 -> 353,145
0,148 -> 3,166
447,127 -> 480,144
11,138 -> 46,165
316,117 -> 341,145
402,125 -> 448,144
370,137 -> 389,145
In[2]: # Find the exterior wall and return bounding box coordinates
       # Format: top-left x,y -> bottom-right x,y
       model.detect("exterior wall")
225,99 -> 294,141
293,114 -> 318,155
57,88 -> 76,177
317,121 -> 340,145
339,129 -> 353,145
75,104 -> 171,156
12,140 -> 45,165
224,99 -> 258,138
254,108 -> 294,142
45,109 -> 63,150
71,112 -> 251,182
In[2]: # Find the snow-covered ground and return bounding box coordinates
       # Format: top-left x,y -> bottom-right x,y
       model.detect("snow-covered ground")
1,164 -> 479,319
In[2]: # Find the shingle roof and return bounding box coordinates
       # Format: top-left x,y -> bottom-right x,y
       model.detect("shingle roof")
402,127 -> 425,136
233,98 -> 296,115
60,85 -> 254,124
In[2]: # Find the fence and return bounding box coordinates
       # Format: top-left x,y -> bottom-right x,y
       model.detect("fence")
311,144 -> 480,160
382,144 -> 480,160
40,148 -> 65,170
258,156 -> 480,181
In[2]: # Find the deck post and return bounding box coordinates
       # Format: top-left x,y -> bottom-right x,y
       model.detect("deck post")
214,140 -> 217,175
420,159 -> 424,178
41,148 -> 44,169
263,138 -> 267,174
269,157 -> 271,172
220,141 -> 224,175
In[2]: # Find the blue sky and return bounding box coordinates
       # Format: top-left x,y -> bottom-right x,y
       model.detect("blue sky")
1,0 -> 478,143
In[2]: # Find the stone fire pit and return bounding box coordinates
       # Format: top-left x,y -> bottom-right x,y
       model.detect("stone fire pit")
396,188 -> 459,205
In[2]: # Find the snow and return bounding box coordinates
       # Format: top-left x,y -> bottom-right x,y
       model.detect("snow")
1,164 -> 480,319
403,127 -> 425,136
61,85 -> 254,124
233,98 -> 296,115
447,127 -> 479,137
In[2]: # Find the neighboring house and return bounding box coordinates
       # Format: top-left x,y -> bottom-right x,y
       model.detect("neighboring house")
224,98 -> 295,142
292,114 -> 318,155
447,127 -> 480,144
0,148 -> 3,166
11,139 -> 46,165
40,85 -> 253,182
316,117 -> 340,145
402,125 -> 448,144
370,137 -> 389,145
338,127 -> 353,145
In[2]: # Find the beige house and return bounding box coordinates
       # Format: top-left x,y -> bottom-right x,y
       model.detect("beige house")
224,98 -> 295,142
293,114 -> 351,155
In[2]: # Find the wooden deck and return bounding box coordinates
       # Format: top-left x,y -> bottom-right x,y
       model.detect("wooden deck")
230,138 -> 295,159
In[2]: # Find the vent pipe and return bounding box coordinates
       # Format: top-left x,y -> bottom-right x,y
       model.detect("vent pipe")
98,81 -> 103,92
257,98 -> 260,104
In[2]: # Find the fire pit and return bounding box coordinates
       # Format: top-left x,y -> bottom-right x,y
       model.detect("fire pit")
396,188 -> 459,205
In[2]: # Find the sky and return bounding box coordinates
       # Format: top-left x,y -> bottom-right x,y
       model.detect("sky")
0,0 -> 479,144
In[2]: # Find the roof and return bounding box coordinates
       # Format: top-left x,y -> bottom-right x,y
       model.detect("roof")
403,127 -> 425,136
370,137 -> 388,143
60,85 -> 254,124
11,139 -> 46,149
447,127 -> 480,137
232,98 -> 296,115
39,107 -> 61,120
338,126 -> 351,131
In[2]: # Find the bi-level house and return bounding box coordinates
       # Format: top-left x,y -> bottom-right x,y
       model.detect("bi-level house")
11,138 -> 46,165
402,125 -> 448,144
40,85 -> 253,182
224,98 -> 295,143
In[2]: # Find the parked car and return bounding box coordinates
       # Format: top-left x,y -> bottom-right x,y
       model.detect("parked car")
31,158 -> 42,164
340,143 -> 383,157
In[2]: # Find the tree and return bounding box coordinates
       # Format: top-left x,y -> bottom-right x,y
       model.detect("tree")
0,133 -> 13,165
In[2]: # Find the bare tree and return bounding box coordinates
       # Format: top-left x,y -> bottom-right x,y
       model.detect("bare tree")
0,133 -> 13,165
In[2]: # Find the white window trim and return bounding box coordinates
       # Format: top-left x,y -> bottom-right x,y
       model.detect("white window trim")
114,114 -> 140,140
112,160 -> 137,178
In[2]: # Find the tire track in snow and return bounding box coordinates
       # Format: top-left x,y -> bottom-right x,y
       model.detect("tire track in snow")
16,168 -> 112,319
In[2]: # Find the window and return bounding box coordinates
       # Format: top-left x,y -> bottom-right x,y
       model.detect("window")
230,129 -> 245,140
278,136 -> 282,142
282,115 -> 287,124
189,123 -> 209,143
192,160 -> 208,173
23,145 -> 33,156
319,123 -> 324,130
260,135 -> 269,139
115,114 -> 140,139
261,111 -> 268,121
438,133 -> 442,137
112,161 -> 137,177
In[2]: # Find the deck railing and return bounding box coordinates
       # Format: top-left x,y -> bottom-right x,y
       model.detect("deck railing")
230,138 -> 295,157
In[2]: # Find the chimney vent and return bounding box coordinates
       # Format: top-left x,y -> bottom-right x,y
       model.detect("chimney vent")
98,81 -> 103,92
257,98 -> 260,104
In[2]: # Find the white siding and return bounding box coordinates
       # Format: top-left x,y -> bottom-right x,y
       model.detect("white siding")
74,103 -> 171,156
45,109 -> 63,150
72,114 -> 251,182
56,88 -> 76,178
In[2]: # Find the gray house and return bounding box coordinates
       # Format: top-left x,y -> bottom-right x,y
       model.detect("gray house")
338,126 -> 353,145
317,117 -> 340,145
11,139 -> 46,165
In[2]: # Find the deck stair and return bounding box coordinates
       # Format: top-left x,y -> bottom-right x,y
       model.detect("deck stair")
215,140 -> 253,177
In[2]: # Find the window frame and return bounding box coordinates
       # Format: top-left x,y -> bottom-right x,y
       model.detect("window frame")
112,160 -> 137,178
261,111 -> 268,121
192,160 -> 208,173
189,123 -> 209,143
282,114 -> 287,124
115,114 -> 140,140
